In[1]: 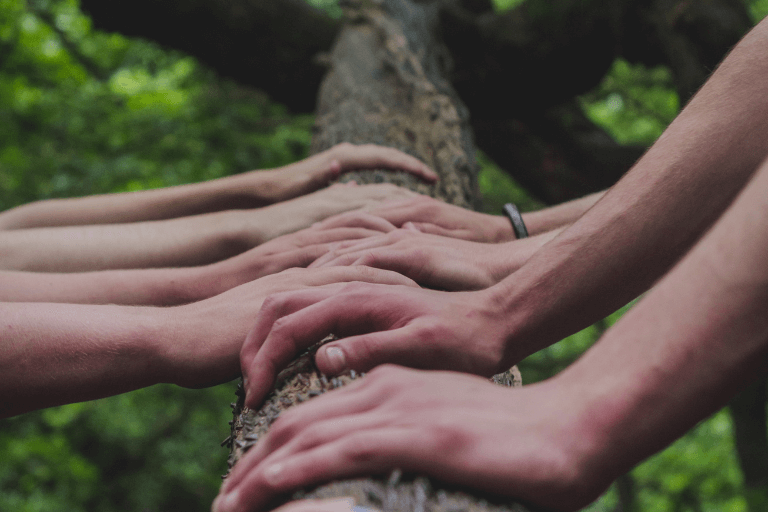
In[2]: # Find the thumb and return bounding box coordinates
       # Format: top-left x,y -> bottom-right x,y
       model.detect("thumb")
315,328 -> 425,375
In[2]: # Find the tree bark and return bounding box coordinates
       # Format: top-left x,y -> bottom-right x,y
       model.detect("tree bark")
225,1 -> 525,510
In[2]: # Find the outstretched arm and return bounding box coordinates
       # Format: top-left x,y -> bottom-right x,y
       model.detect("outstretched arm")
216,147 -> 768,512
0,183 -> 415,272
239,16 -> 768,406
0,266 -> 416,419
0,226 -> 386,305
0,144 -> 436,230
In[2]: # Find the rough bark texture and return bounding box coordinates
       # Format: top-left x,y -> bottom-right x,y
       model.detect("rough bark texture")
224,1 -> 525,510
80,0 -> 753,204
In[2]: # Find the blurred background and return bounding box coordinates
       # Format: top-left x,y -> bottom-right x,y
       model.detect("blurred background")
1,0 -> 767,510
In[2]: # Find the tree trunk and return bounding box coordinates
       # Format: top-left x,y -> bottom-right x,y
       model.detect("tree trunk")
225,1 -> 525,510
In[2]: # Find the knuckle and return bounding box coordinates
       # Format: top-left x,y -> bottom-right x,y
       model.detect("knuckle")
260,293 -> 286,314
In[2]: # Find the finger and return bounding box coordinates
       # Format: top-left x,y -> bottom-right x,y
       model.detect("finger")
223,383 -> 381,493
264,246 -> 333,274
318,251 -> 418,284
314,325 -> 437,375
311,251 -> 361,269
337,144 -> 438,183
296,227 -> 385,247
312,212 -> 397,233
244,275 -> 420,408
404,222 -> 469,240
310,235 -> 404,268
242,287 -> 342,408
244,289 -> 381,408
218,427 -> 442,512
301,266 -> 418,288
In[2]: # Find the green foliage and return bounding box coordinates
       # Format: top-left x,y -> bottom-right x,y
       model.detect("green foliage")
581,59 -> 679,146
492,0 -> 527,11
478,150 -> 544,215
0,384 -> 236,512
304,0 -> 343,18
749,0 -> 768,22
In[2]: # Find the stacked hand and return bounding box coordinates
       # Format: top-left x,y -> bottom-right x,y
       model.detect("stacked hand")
239,280 -> 514,410
164,267 -> 418,389
310,228 -> 516,291
313,195 -> 514,243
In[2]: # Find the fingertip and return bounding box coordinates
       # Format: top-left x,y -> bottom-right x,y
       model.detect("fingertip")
329,159 -> 342,177
402,222 -> 422,233
317,345 -> 347,375
211,489 -> 239,512
423,167 -> 438,182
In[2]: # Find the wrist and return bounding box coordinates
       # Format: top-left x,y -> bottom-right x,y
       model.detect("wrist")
527,374 -> 619,504
158,299 -> 242,388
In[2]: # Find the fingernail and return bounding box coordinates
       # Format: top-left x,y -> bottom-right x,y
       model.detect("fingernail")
324,346 -> 347,373
212,489 -> 239,512
264,462 -> 284,485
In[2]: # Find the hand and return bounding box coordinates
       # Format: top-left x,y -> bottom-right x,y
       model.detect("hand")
240,281 -> 513,408
207,225 -> 392,294
252,183 -> 421,244
310,228 -> 512,290
257,143 -> 437,202
213,367 -> 608,512
163,267 -> 418,389
313,195 -> 514,243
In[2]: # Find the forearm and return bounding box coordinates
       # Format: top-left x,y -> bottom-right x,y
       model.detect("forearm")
522,191 -> 604,236
0,210 -> 254,272
0,302 -> 169,418
559,158 -> 768,483
0,172 -> 273,230
0,266 -> 220,305
488,227 -> 564,282
490,18 -> 768,361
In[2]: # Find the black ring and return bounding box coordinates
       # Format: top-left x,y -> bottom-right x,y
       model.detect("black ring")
503,203 -> 529,239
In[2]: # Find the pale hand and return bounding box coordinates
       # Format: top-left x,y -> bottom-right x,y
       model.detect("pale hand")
255,143 -> 437,202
